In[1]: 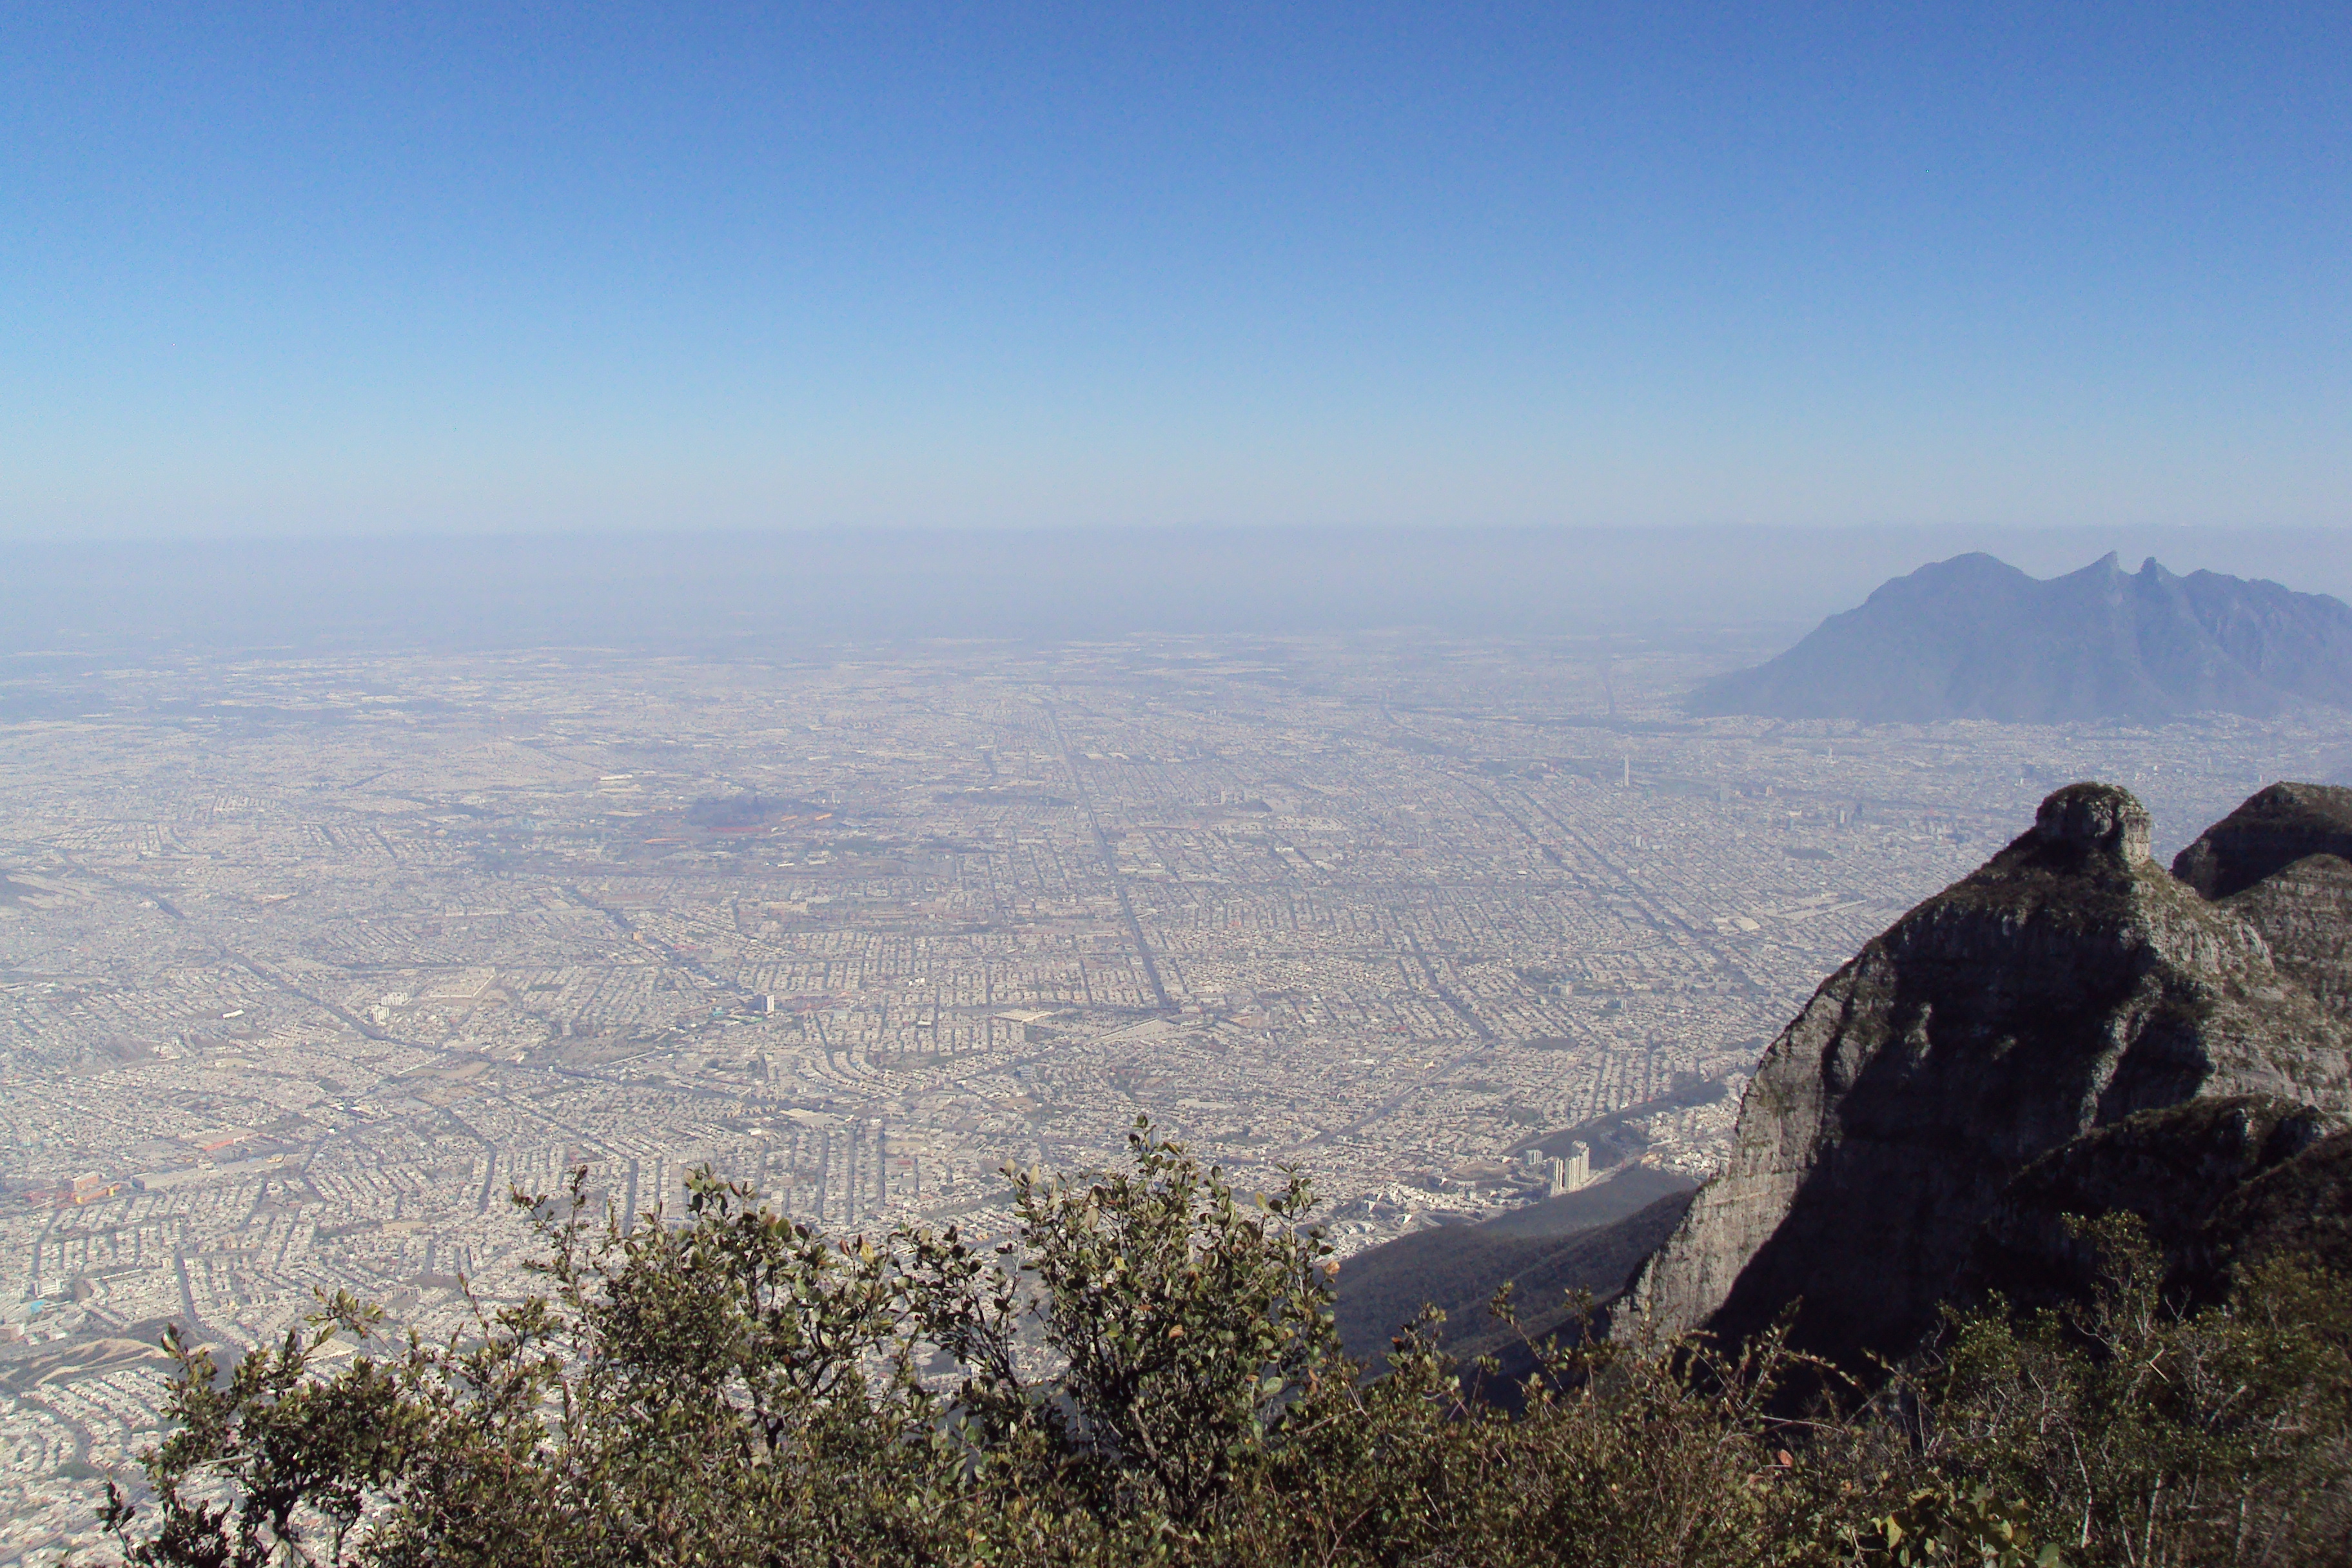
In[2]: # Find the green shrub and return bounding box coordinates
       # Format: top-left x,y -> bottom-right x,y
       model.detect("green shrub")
84,1133 -> 2352,1567
1894,1215 -> 2352,1566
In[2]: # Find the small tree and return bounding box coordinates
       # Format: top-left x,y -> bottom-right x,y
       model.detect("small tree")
93,1119 -> 1344,1562
97,1299 -> 419,1568
1913,1215 -> 2352,1565
965,1117 -> 1340,1520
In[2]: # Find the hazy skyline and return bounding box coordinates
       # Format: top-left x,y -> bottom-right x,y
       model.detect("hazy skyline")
9,525 -> 2352,658
5,3 -> 2347,538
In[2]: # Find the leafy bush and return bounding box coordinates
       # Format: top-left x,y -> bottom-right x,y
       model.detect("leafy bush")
83,1128 -> 2352,1567
1895,1215 -> 2352,1565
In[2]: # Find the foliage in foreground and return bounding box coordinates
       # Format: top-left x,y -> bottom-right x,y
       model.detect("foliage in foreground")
84,1124 -> 2352,1567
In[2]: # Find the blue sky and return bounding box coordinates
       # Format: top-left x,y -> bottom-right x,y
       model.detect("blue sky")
3,2 -> 2346,537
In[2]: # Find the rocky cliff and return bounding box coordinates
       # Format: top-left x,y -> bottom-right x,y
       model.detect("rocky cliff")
2173,781 -> 2352,1021
1613,782 -> 2351,1369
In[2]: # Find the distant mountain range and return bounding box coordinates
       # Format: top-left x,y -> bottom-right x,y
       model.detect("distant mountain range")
1691,552 -> 2352,723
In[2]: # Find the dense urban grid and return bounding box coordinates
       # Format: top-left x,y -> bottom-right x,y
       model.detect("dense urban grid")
2,632 -> 2345,1560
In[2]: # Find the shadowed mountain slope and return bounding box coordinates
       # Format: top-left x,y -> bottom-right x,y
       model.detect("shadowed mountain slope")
1333,1168 -> 1695,1366
1965,1094 -> 2351,1311
1691,553 -> 2352,722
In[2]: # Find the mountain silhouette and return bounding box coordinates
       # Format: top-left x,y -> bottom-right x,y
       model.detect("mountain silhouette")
1692,553 -> 2352,723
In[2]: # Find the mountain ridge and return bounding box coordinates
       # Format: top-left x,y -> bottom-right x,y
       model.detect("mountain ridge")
1692,553 -> 2352,723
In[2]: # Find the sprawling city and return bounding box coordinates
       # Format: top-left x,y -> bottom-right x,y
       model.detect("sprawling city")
3,629 -> 2343,1558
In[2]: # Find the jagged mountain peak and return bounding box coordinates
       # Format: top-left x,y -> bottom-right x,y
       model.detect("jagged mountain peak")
1691,553 -> 2352,723
2173,782 -> 2352,1023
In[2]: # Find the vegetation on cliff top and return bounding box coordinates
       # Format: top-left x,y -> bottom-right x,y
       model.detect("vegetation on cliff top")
84,1122 -> 2352,1567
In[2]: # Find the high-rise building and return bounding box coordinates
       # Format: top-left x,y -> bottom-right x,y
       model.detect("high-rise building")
1545,1141 -> 1592,1197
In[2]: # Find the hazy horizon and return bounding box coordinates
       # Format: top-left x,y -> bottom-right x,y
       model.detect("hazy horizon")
4,524 -> 2350,658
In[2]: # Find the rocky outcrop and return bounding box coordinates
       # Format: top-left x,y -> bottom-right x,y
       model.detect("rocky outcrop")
1613,783 -> 2350,1369
2204,1126 -> 2352,1282
2173,782 -> 2352,1020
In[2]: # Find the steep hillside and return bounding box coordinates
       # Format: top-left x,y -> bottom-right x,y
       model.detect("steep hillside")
1333,1167 -> 1694,1364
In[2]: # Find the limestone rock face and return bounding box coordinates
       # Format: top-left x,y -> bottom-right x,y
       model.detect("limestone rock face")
2173,782 -> 2352,1019
1614,783 -> 2349,1367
